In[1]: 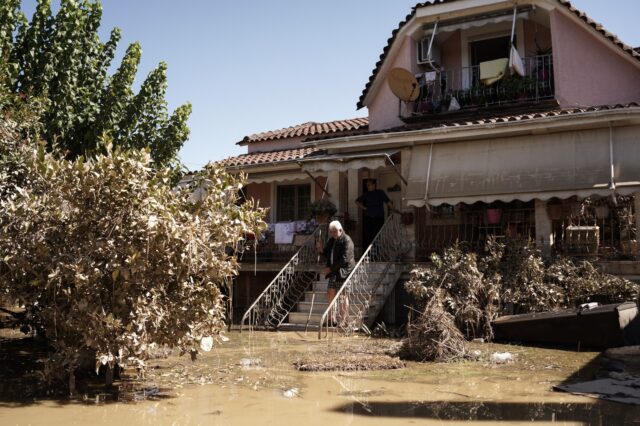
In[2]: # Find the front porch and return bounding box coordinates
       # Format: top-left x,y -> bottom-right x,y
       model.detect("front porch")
415,196 -> 639,264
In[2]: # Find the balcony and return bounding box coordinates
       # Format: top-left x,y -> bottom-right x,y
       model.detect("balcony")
401,54 -> 554,121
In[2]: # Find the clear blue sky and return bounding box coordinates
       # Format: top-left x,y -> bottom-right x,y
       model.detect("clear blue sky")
20,1 -> 640,170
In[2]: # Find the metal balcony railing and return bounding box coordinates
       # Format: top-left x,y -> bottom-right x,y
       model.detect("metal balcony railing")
403,54 -> 554,118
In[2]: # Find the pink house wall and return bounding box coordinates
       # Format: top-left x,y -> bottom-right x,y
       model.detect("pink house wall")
550,10 -> 640,107
245,182 -> 272,211
523,20 -> 551,56
440,30 -> 462,90
368,36 -> 415,131
247,136 -> 305,154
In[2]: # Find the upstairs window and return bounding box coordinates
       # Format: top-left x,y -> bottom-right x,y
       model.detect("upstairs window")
276,184 -> 310,222
470,35 -> 511,66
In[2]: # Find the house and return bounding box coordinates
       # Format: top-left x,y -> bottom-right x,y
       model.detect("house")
221,0 -> 640,331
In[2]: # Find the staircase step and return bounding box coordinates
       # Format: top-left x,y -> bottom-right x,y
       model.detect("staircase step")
297,301 -> 376,314
288,312 -> 323,324
288,310 -> 371,326
312,276 -> 396,292
304,291 -> 328,303
313,281 -> 328,292
297,301 -> 330,313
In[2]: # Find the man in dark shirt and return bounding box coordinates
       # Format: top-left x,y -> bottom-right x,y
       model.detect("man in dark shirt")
356,179 -> 393,250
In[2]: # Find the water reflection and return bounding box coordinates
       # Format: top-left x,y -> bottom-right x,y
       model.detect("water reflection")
334,400 -> 638,424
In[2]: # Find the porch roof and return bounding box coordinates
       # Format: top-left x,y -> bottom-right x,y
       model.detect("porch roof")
220,147 -> 318,169
305,102 -> 640,145
297,150 -> 398,173
236,118 -> 368,146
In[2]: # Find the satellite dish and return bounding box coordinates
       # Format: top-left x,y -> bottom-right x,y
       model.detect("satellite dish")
388,68 -> 419,102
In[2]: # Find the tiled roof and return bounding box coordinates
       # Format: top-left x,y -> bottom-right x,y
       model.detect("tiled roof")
357,0 -> 640,109
219,147 -> 319,168
237,118 -> 368,145
308,102 -> 640,142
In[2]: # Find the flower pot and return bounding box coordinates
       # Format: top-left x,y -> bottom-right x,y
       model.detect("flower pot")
486,208 -> 502,225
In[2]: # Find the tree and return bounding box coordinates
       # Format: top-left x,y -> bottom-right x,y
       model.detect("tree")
1,0 -> 191,168
0,122 -> 266,391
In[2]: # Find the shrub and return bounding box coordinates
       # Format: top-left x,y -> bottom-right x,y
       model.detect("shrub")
406,243 -> 496,340
0,130 -> 265,390
406,237 -> 639,344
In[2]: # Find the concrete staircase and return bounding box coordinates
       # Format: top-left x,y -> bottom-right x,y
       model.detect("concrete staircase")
286,263 -> 402,329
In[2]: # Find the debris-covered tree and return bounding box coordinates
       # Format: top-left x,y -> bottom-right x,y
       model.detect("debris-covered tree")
0,126 -> 265,392
0,0 -> 191,169
404,238 -> 639,350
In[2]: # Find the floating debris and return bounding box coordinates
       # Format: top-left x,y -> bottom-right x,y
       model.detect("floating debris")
283,388 -> 299,398
294,353 -> 404,372
491,352 -> 514,364
239,358 -> 262,368
399,292 -> 468,362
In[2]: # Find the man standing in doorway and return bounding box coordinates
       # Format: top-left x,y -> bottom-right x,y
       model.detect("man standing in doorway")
356,179 -> 393,250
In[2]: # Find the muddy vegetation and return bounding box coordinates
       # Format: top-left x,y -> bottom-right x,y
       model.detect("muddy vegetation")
402,237 -> 639,361
0,117 -> 266,393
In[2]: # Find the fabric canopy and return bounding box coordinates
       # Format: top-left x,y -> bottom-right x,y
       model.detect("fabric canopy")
246,171 -> 321,184
424,11 -> 529,35
405,126 -> 640,207
298,150 -> 398,173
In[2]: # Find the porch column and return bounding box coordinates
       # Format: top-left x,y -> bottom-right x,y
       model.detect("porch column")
635,194 -> 640,259
327,170 -> 343,214
347,168 -> 359,217
401,148 -> 416,261
535,199 -> 554,257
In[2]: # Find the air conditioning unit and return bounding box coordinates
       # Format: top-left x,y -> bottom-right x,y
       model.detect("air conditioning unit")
417,36 -> 441,67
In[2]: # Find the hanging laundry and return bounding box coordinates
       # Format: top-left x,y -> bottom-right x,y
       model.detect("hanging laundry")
480,58 -> 508,86
294,220 -> 307,233
509,45 -> 525,77
274,222 -> 295,244
425,71 -> 437,82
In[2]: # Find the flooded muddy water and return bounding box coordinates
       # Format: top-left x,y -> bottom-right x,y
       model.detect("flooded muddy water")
1,331 -> 639,425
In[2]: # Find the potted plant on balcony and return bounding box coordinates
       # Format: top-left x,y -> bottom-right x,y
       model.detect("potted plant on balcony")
500,75 -> 534,102
309,199 -> 337,224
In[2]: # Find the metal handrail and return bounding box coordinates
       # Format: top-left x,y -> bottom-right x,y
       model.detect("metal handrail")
240,225 -> 323,332
318,213 -> 408,338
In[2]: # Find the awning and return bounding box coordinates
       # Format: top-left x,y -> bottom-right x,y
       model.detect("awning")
245,171 -> 324,184
405,126 -> 640,207
423,9 -> 530,35
298,150 -> 398,173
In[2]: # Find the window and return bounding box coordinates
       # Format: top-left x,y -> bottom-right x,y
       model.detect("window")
470,36 -> 511,66
276,184 -> 310,221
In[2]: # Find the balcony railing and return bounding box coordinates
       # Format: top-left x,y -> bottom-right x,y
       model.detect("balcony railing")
403,54 -> 554,119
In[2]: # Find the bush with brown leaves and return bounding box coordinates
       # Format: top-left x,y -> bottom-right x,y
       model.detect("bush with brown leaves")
0,131 -> 265,390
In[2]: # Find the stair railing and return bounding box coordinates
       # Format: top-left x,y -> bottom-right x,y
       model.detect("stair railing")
318,212 -> 408,338
241,225 -> 324,332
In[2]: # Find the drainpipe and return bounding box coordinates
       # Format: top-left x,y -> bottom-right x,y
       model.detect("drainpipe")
609,124 -> 616,191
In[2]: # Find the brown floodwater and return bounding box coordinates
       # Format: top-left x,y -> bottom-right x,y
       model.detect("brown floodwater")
1,330 -> 639,425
